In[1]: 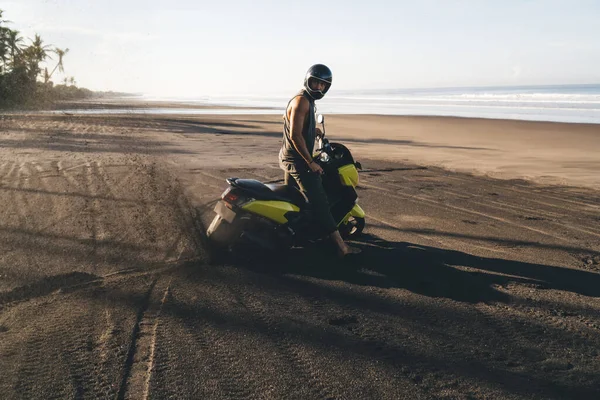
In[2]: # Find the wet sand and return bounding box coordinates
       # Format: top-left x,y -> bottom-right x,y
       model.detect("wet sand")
326,115 -> 600,189
0,112 -> 599,399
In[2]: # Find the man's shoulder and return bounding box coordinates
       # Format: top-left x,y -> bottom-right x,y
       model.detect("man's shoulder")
290,94 -> 310,112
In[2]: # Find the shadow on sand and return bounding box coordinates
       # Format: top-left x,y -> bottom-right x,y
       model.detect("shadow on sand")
227,232 -> 600,304
55,229 -> 600,399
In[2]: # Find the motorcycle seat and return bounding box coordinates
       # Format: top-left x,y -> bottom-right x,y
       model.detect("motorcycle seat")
229,179 -> 307,208
266,183 -> 308,208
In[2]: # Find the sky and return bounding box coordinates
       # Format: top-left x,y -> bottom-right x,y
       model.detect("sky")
2,0 -> 600,96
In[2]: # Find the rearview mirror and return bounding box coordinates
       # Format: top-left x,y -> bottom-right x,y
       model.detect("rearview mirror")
317,114 -> 324,124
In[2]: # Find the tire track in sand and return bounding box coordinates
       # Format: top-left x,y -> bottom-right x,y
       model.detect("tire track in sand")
433,173 -> 600,213
57,159 -> 86,190
409,180 -> 600,239
10,162 -> 32,229
116,278 -> 159,400
0,160 -> 17,183
209,267 -> 344,400
121,278 -> 172,400
360,178 -> 584,246
0,161 -> 12,183
150,276 -> 265,399
368,169 -> 600,237
30,161 -> 75,235
83,162 -> 104,269
91,160 -> 135,248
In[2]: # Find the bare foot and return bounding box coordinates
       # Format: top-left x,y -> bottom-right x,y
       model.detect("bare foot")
330,231 -> 362,258
339,245 -> 362,258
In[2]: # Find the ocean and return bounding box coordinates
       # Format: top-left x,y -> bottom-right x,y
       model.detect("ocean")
178,84 -> 600,124
49,84 -> 600,124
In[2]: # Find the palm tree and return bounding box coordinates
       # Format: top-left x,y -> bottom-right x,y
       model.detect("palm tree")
68,76 -> 76,87
7,29 -> 23,61
0,10 -> 10,29
23,34 -> 51,80
48,47 -> 68,80
0,31 -> 7,73
1,29 -> 24,73
0,11 -> 10,72
30,34 -> 50,60
0,13 -> 24,70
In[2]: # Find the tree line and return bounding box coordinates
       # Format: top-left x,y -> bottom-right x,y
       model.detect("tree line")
0,9 -> 94,108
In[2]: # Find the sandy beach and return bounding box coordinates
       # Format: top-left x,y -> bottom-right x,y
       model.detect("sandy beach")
1,109 -> 599,399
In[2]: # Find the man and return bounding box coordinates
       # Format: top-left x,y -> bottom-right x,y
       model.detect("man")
279,64 -> 361,258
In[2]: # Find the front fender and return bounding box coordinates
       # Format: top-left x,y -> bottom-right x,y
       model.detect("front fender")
349,204 -> 365,218
339,204 -> 365,226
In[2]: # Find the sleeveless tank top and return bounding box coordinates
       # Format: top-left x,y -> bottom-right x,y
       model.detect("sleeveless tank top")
279,89 -> 316,168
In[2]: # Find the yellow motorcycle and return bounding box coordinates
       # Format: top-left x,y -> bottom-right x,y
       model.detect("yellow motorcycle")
207,115 -> 365,254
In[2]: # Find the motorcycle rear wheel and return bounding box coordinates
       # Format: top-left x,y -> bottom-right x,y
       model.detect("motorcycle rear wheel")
207,215 -> 239,263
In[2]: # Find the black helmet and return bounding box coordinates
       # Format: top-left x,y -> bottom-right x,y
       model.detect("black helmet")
304,64 -> 332,100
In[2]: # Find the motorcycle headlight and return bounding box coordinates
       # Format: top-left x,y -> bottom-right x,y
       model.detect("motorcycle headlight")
319,152 -> 330,163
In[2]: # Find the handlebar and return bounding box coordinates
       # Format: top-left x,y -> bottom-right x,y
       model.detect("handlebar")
313,138 -> 332,161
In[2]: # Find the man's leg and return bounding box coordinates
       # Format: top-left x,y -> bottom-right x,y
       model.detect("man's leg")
291,171 -> 337,234
284,170 -> 299,189
291,170 -> 361,257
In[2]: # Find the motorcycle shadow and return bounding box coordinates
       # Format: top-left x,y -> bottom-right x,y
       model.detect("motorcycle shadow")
211,234 -> 501,303
215,233 -> 600,304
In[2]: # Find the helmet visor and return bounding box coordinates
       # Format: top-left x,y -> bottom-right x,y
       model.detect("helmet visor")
307,76 -> 331,95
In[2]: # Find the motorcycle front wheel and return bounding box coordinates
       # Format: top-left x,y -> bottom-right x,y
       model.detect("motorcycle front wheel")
339,216 -> 365,239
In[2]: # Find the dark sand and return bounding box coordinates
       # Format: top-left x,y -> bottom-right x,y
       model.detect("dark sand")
0,112 -> 599,399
